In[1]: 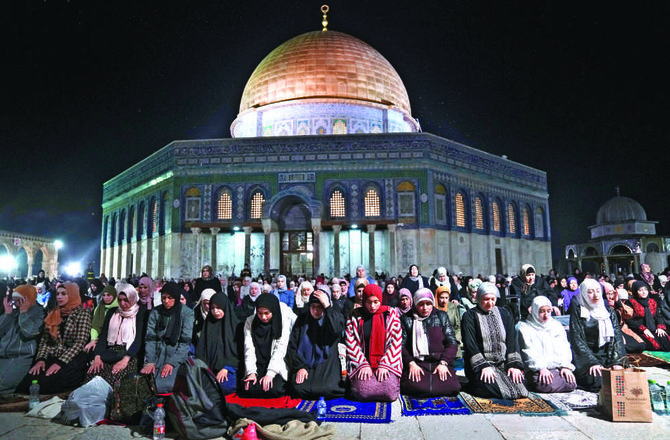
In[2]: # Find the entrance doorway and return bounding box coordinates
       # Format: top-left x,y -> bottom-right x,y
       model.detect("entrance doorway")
281,231 -> 313,277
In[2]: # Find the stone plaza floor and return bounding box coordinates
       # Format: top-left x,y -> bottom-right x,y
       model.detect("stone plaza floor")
2,366 -> 669,440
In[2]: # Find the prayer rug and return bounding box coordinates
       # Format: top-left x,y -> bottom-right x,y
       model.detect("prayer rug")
297,397 -> 392,423
540,389 -> 599,411
399,395 -> 471,416
627,352 -> 667,368
643,351 -> 670,366
225,393 -> 301,409
460,392 -> 565,416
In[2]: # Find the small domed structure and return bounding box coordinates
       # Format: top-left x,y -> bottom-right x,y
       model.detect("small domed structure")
596,196 -> 647,224
231,30 -> 420,137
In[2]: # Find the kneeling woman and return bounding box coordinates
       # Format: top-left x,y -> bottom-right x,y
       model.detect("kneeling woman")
462,282 -> 528,399
20,282 -> 91,394
287,289 -> 346,399
346,284 -> 402,402
241,293 -> 295,398
518,296 -> 576,393
569,279 -> 624,392
141,282 -> 194,394
86,283 -> 149,385
195,293 -> 241,395
400,288 -> 460,397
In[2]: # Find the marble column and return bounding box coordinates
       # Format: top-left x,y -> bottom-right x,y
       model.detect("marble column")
311,219 -> 322,277
262,222 -> 272,277
367,224 -> 376,274
332,225 -> 342,277
388,224 -> 397,277
243,227 -> 253,267
191,227 -> 201,277
26,255 -> 34,279
210,227 -> 220,274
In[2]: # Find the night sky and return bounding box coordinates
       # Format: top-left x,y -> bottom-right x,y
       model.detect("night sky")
1,1 -> 668,274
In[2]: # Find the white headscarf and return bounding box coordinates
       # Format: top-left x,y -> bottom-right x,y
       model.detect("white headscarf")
198,288 -> 217,320
578,279 -> 614,347
107,283 -> 140,349
526,296 -> 562,335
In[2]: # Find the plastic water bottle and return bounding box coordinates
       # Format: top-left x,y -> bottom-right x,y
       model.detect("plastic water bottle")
153,403 -> 166,440
665,381 -> 670,414
316,396 -> 327,420
649,380 -> 665,414
28,380 -> 40,411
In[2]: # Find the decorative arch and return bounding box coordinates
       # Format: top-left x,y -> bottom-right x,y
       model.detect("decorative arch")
128,206 -> 136,241
184,186 -> 202,222
609,244 -> 632,254
434,183 -> 448,226
248,186 -> 267,220
137,202 -> 146,239
454,189 -> 469,230
534,206 -> 545,239
491,198 -> 502,233
583,246 -> 599,257
102,216 -> 109,248
397,180 -> 416,218
507,201 -> 518,237
111,212 -> 118,246
118,209 -> 126,245
473,193 -> 486,231
521,204 -> 531,237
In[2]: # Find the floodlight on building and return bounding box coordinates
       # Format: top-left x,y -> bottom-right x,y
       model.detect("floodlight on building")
54,240 -> 64,250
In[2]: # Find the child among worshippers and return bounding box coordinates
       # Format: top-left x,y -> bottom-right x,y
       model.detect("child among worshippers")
195,292 -> 241,395
287,289 -> 346,399
85,285 -> 118,353
623,280 -> 670,351
569,279 -> 624,392
461,282 -> 528,399
86,283 -> 149,385
19,282 -> 91,394
400,288 -> 460,397
241,293 -> 296,398
141,282 -> 194,394
346,284 -> 402,402
518,296 -> 577,393
0,285 -> 45,393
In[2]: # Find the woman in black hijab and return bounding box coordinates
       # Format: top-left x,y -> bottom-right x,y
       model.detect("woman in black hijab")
287,289 -> 346,399
195,293 -> 241,394
141,282 -> 195,393
240,293 -> 294,397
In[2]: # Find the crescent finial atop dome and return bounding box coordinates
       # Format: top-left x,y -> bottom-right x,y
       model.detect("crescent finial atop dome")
321,5 -> 329,31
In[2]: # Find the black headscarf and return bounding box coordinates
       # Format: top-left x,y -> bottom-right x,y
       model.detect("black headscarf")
295,292 -> 331,369
156,281 -> 184,346
631,280 -> 656,331
195,293 -> 239,370
251,293 -> 282,370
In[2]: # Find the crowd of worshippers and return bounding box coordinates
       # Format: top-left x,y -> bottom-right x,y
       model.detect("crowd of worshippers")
1,261 -> 670,404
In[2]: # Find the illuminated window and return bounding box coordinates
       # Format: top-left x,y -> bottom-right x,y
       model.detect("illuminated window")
217,190 -> 232,220
333,119 -> 347,134
455,193 -> 465,227
330,190 -> 346,217
250,192 -> 265,219
522,207 -> 530,236
364,188 -> 380,217
492,201 -> 501,232
535,207 -> 545,238
507,204 -> 516,234
474,197 -> 484,230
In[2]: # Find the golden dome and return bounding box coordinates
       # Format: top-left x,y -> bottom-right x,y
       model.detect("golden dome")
239,30 -> 412,116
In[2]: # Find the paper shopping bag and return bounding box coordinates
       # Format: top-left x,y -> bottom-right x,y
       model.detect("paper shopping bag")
598,367 -> 652,422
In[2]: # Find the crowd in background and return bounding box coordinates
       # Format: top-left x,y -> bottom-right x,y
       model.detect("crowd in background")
1,261 -> 669,407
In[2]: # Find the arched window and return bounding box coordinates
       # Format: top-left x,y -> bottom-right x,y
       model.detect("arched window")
102,217 -> 109,248
455,192 -> 466,227
330,190 -> 346,217
185,187 -> 202,221
474,197 -> 484,230
492,200 -> 501,232
364,188 -> 380,217
507,203 -> 516,235
434,183 -> 447,225
534,207 -> 545,238
111,213 -> 117,245
129,207 -> 136,241
522,206 -> 530,236
250,191 -> 265,220
119,210 -> 126,245
217,189 -> 233,220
